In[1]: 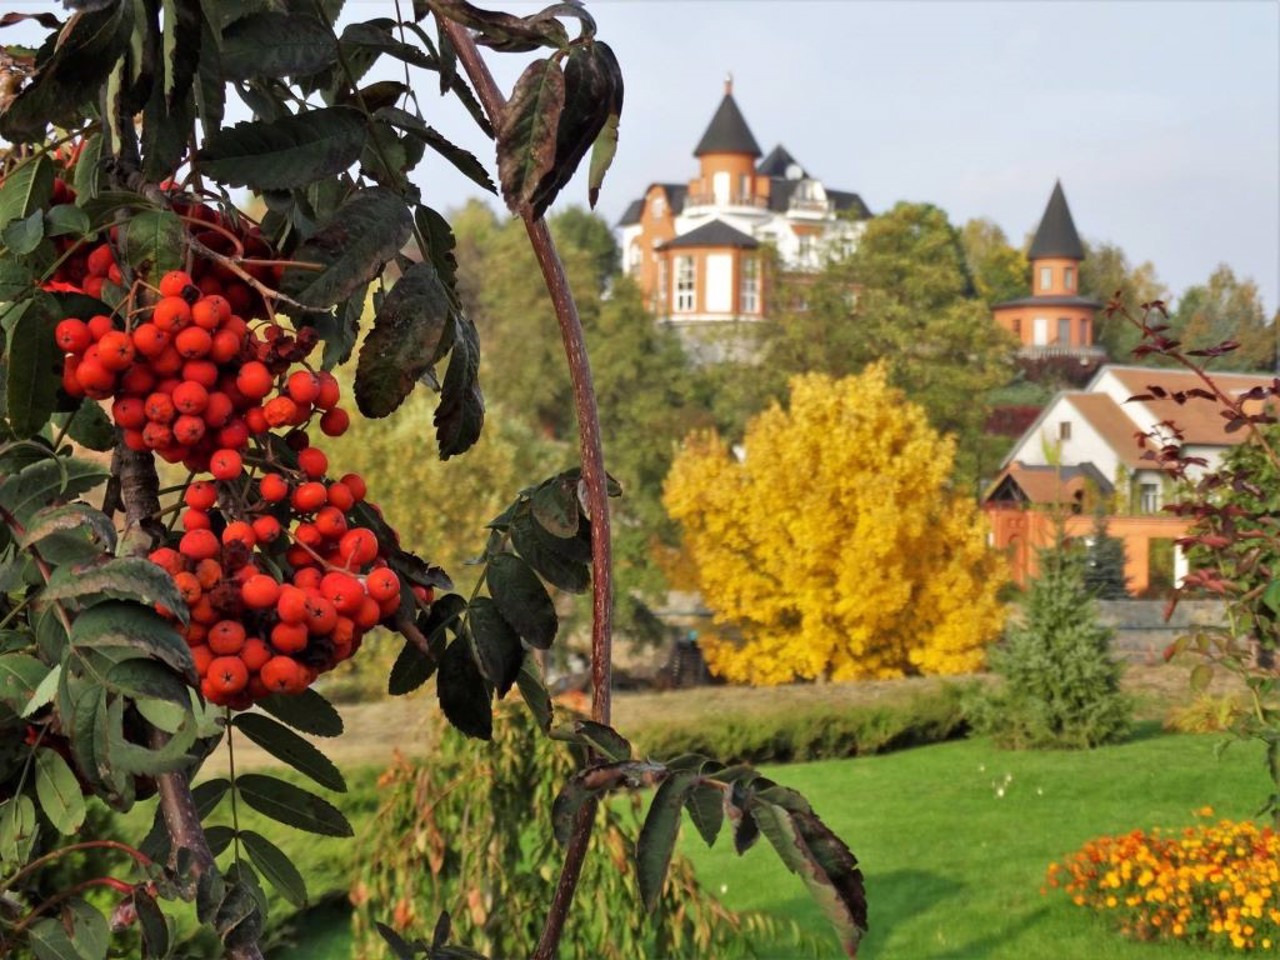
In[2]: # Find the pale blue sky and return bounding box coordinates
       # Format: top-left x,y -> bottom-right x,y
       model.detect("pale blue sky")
438,0 -> 1279,314
5,1 -> 1276,312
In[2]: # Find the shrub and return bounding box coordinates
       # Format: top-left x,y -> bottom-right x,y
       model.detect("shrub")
1047,813 -> 1280,950
967,541 -> 1132,749
352,705 -> 814,959
1163,693 -> 1248,734
632,685 -> 970,765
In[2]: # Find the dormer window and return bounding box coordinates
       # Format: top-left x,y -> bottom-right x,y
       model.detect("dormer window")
650,195 -> 666,218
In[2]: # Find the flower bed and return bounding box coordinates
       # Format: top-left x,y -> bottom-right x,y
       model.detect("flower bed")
1048,810 -> 1280,950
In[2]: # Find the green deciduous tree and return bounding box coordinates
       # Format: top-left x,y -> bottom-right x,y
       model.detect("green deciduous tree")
1171,265 -> 1275,372
1079,240 -> 1168,362
968,541 -> 1132,749
960,217 -> 1030,305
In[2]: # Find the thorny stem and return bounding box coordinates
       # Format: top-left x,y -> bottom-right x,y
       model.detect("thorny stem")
438,17 -> 615,960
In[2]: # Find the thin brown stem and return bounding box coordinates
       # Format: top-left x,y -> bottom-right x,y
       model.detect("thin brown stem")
438,18 -> 616,960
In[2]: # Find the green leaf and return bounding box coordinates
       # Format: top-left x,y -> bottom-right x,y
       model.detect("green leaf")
0,794 -> 37,865
34,747 -> 87,835
376,106 -> 495,194
354,260 -> 452,418
0,1 -> 134,143
437,636 -> 492,740
0,259 -> 36,300
134,888 -> 170,959
120,209 -> 186,278
232,712 -> 345,792
3,208 -> 46,255
515,655 -> 553,731
487,553 -> 557,649
193,777 -> 231,819
22,662 -> 61,717
495,57 -> 564,219
70,601 -> 193,677
588,111 -> 620,209
220,12 -> 337,80
375,922 -> 415,960
3,295 -> 62,439
0,154 -> 54,232
160,0 -> 201,110
636,771 -> 696,911
204,824 -> 235,856
257,687 -> 343,737
28,898 -> 109,960
20,503 -> 117,555
215,860 -> 266,948
50,560 -> 187,623
388,636 -> 436,695
197,107 -> 366,191
685,782 -> 725,847
467,597 -> 522,697
530,479 -> 578,538
237,773 -> 353,837
414,204 -> 459,294
44,204 -> 92,240
1262,579 -> 1280,615
72,134 -> 104,202
0,653 -> 49,713
750,800 -> 867,955
101,658 -> 192,706
280,186 -> 413,309
556,719 -> 632,762
53,399 -> 116,452
510,509 -> 589,594
0,453 -> 110,525
434,315 -> 484,459
240,829 -> 308,907
1190,662 -> 1213,693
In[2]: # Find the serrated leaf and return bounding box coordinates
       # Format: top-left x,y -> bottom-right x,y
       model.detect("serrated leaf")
0,453 -> 110,525
232,712 -> 345,792
72,134 -> 104,201
531,480 -> 578,538
510,510 -> 589,594
28,899 -> 109,960
750,801 -> 867,954
467,597 -> 522,697
685,782 -> 725,847
53,399 -> 116,452
134,888 -> 170,959
4,208 -> 45,255
515,655 -> 552,731
22,662 -> 61,717
119,209 -> 186,278
0,794 -> 37,864
1190,662 -> 1213,693
437,636 -> 491,740
70,602 -> 194,681
34,747 -> 86,835
197,107 -> 366,191
496,58 -> 564,219
257,687 -> 343,737
487,553 -> 557,649
101,658 -> 192,706
433,312 -> 484,459
637,771 -> 696,911
280,186 -> 413,309
555,719 -> 631,762
20,503 -> 117,555
388,636 -> 436,695
414,204 -> 459,293
220,12 -> 337,80
0,2 -> 134,143
237,773 -> 353,837
354,260 -> 452,418
588,112 -> 620,209
0,653 -> 48,712
215,861 -> 266,948
50,561 -> 187,621
240,829 -> 308,908
376,107 -> 494,194
44,204 -> 91,240
0,154 -> 54,231
375,922 -> 415,960
3,295 -> 61,440
0,259 -> 35,300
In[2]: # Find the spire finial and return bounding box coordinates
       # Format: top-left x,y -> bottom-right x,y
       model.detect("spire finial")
724,72 -> 733,96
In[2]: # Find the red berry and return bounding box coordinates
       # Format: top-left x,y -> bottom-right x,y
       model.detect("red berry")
241,574 -> 281,610
296,447 -> 328,479
365,568 -> 401,603
179,528 -> 221,561
319,407 -> 350,437
236,361 -> 273,401
158,269 -> 194,299
55,318 -> 91,354
209,448 -> 242,480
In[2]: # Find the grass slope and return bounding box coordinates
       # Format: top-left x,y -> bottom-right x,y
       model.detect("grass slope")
686,725 -> 1266,959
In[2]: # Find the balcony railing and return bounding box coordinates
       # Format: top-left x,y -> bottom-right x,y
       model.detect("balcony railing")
684,193 -> 769,210
1016,344 -> 1107,360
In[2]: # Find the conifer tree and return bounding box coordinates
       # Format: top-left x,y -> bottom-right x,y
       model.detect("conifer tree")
969,540 -> 1131,749
1084,508 -> 1131,599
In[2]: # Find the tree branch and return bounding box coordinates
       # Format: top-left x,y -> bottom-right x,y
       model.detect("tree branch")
437,18 -> 616,960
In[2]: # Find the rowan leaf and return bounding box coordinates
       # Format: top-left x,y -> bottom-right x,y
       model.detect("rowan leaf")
240,830 -> 308,908
257,687 -> 344,737
220,12 -> 337,80
232,712 -> 346,792
3,295 -> 61,440
467,597 -> 522,697
197,107 -> 366,191
486,553 -> 557,649
434,314 -> 484,459
237,773 -> 352,837
34,747 -> 87,835
496,58 -> 564,219
437,636 -> 492,740
636,771 -> 696,911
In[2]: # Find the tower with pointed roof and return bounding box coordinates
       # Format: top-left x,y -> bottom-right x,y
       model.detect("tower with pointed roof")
992,181 -> 1103,359
617,79 -> 871,359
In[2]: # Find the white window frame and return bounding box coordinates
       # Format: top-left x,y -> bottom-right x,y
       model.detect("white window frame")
740,256 -> 759,314
1139,482 -> 1161,514
1064,266 -> 1074,291
674,256 -> 696,312
1040,266 -> 1052,291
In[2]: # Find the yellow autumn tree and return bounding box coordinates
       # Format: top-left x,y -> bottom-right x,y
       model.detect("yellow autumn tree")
663,364 -> 1007,684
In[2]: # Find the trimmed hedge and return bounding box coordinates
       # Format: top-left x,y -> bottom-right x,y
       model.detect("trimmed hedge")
630,683 -> 970,765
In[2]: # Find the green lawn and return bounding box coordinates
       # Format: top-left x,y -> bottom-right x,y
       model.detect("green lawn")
278,724 -> 1271,958
688,725 -> 1266,959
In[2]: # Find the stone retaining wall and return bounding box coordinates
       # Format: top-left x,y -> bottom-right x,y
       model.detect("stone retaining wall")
1097,599 -> 1226,664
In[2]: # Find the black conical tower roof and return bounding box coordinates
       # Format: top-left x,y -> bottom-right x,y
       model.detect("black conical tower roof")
1028,181 -> 1085,260
694,83 -> 761,158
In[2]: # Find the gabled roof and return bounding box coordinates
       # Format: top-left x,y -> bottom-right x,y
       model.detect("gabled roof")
657,219 -> 759,250
1028,181 -> 1085,261
694,90 -> 762,158
1068,394 -> 1148,468
986,462 -> 1112,506
1101,366 -> 1278,446
618,199 -> 644,227
826,189 -> 873,220
758,144 -> 805,178
617,183 -> 688,226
